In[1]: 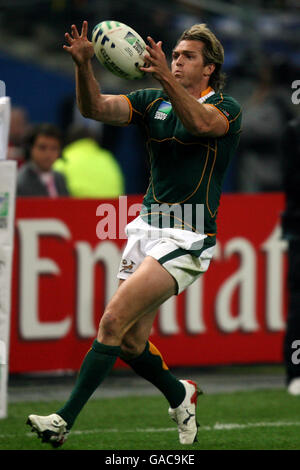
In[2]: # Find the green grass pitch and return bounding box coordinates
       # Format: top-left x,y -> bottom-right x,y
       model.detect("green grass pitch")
1,390 -> 300,450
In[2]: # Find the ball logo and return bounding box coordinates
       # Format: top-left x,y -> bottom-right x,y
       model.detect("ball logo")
124,32 -> 144,55
92,21 -> 146,80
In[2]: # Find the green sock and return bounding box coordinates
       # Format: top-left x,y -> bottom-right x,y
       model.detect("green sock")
57,340 -> 121,429
122,341 -> 185,408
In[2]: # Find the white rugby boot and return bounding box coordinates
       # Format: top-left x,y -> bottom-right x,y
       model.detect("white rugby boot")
26,413 -> 68,448
168,379 -> 202,444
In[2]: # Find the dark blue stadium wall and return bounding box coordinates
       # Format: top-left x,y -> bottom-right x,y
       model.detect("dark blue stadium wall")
0,51 -> 74,124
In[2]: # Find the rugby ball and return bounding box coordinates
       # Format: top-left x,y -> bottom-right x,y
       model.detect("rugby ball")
92,20 -> 147,80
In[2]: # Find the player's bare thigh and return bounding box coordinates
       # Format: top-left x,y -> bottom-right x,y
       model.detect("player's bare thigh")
97,256 -> 176,346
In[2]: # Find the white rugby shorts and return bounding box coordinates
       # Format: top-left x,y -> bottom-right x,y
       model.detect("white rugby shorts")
117,216 -> 215,294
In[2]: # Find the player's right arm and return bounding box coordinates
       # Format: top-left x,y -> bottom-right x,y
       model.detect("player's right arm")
63,21 -> 130,126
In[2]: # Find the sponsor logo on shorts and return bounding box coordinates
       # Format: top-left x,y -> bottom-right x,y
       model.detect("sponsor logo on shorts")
120,259 -> 136,273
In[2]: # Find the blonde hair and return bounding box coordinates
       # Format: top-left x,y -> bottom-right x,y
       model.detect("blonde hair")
177,24 -> 226,92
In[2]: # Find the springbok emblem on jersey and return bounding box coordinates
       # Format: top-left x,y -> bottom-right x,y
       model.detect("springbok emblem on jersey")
120,259 -> 136,273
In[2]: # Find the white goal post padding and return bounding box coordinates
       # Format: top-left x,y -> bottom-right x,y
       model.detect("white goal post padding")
0,95 -> 17,419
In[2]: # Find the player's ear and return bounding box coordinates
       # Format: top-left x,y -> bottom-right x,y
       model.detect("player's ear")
204,63 -> 215,79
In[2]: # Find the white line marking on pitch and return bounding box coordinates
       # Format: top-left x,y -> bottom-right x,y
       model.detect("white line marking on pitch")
68,421 -> 300,435
1,421 -> 300,440
24,421 -> 300,438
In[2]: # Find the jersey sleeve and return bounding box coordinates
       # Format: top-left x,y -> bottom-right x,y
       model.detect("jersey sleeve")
206,93 -> 242,135
120,89 -> 158,125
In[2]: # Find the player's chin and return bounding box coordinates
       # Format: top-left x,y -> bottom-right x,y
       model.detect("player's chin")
173,72 -> 184,80
174,75 -> 186,86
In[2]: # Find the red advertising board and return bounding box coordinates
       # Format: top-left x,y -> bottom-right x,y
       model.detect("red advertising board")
10,193 -> 287,373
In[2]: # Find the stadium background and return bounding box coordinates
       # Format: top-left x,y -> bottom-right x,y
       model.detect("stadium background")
1,0 -> 300,402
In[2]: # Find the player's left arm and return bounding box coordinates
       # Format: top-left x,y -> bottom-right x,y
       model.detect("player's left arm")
141,37 -> 228,138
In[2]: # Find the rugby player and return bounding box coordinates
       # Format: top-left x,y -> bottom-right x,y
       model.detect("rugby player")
27,20 -> 242,447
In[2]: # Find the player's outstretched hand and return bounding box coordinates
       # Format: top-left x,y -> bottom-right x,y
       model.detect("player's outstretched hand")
140,36 -> 171,82
63,21 -> 94,66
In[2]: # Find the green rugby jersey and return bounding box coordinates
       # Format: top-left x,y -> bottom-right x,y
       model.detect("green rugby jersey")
123,86 -> 242,247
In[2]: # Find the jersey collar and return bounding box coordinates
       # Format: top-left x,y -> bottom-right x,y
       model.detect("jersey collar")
198,86 -> 215,103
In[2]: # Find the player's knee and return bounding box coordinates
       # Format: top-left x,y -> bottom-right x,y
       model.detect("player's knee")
120,336 -> 145,360
98,309 -> 123,342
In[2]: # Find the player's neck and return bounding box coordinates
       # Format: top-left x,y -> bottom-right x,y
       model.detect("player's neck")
186,82 -> 213,100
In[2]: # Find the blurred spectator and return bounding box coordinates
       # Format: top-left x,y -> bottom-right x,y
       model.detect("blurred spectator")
7,107 -> 29,167
58,93 -> 104,141
236,59 -> 295,192
281,116 -> 300,395
57,93 -> 149,195
17,123 -> 69,197
53,125 -> 124,198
